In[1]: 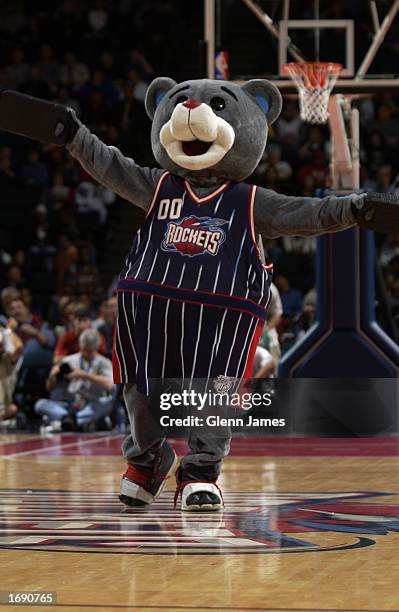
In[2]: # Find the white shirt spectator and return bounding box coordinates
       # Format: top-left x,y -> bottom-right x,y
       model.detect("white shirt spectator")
75,181 -> 116,224
282,236 -> 316,255
253,346 -> 274,377
267,283 -> 283,350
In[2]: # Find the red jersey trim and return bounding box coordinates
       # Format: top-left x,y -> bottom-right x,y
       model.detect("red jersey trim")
184,180 -> 231,204
248,184 -> 258,248
145,171 -> 170,219
243,321 -> 264,379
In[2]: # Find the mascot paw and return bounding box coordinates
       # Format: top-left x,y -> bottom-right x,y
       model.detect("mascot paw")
352,192 -> 399,233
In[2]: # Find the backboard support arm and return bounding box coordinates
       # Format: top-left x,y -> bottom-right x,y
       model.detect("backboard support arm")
328,96 -> 360,191
356,0 -> 399,78
240,0 -> 305,63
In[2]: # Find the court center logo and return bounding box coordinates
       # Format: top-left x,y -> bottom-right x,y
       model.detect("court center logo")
0,490 -> 398,555
161,216 -> 228,257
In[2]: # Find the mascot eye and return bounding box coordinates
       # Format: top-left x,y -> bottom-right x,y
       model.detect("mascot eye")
175,95 -> 188,106
210,96 -> 225,111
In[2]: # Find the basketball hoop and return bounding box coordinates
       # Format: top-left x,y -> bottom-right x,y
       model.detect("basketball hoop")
282,62 -> 342,124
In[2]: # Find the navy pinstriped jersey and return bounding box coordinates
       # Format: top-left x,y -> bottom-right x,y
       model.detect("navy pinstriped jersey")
113,172 -> 273,389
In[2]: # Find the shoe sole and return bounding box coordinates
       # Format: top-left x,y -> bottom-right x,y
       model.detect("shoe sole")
182,502 -> 223,512
119,449 -> 179,508
119,495 -> 149,508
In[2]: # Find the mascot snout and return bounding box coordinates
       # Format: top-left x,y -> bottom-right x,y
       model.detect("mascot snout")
160,99 -> 235,171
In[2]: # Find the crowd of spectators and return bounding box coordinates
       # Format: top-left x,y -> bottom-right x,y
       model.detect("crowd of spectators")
0,284 -> 118,431
0,1 -> 398,430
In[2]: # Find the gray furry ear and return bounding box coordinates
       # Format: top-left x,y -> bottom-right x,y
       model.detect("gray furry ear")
241,79 -> 282,125
145,77 -> 178,120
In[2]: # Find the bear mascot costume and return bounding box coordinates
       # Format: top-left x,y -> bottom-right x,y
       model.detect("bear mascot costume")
1,78 -> 398,511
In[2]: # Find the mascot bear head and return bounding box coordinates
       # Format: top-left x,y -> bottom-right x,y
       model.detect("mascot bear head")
145,78 -> 282,186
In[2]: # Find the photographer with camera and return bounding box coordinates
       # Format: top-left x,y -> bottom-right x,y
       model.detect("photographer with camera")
0,316 -> 23,422
35,328 -> 114,431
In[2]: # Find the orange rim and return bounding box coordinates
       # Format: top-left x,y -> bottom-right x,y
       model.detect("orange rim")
282,62 -> 342,88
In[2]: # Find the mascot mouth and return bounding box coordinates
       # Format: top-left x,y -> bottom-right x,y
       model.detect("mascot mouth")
182,140 -> 212,156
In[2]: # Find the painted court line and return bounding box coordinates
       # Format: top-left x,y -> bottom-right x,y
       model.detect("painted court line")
1,435 -> 399,458
2,433 -> 121,459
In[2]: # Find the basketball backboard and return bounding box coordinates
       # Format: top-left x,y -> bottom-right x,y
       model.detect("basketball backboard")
278,19 -> 355,77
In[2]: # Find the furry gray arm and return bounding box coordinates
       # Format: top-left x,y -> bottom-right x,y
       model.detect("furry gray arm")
66,125 -> 163,211
254,187 -> 360,238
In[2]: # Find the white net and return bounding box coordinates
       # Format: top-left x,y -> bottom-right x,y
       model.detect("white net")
299,87 -> 332,123
282,62 -> 342,124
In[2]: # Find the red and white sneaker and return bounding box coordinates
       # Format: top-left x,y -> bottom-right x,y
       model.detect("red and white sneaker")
119,442 -> 178,508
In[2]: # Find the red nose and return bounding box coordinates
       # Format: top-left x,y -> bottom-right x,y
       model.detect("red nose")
183,99 -> 201,109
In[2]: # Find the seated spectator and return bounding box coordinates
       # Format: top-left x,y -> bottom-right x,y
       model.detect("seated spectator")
299,125 -> 329,162
266,144 -> 292,181
30,204 -> 51,244
125,68 -> 149,103
116,80 -> 149,133
126,48 -> 154,83
54,306 -> 106,364
94,295 -> 117,358
294,289 -> 317,342
274,274 -> 303,319
80,89 -> 111,131
282,235 -> 316,256
55,86 -> 81,117
98,50 -> 121,81
0,146 -> 18,188
363,164 -> 395,194
380,230 -> 399,267
49,172 -> 72,204
37,44 -> 60,84
19,286 -> 35,313
21,65 -> 51,99
6,265 -> 25,288
60,51 -> 90,88
3,48 -> 30,89
250,145 -> 292,190
383,255 -> 399,299
52,200 -> 79,242
87,3 -> 109,33
20,149 -> 49,188
274,100 -> 302,150
52,296 -> 77,339
7,298 -> 55,354
0,318 -> 23,422
261,283 -> 283,369
11,250 -> 25,270
79,69 -> 119,111
253,345 -> 275,379
297,150 -> 330,190
369,100 -> 399,150
55,235 -> 79,295
63,245 -> 101,299
1,287 -> 21,316
364,130 -> 390,176
74,178 -> 115,225
35,328 -> 113,432
303,288 -> 317,311
0,249 -> 13,278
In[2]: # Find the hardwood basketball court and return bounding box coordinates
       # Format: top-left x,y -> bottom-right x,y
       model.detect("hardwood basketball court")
1,433 -> 398,611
